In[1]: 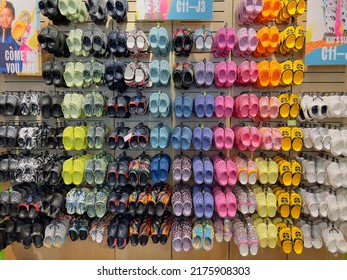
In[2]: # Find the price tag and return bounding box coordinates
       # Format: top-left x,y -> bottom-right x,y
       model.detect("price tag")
123,133 -> 133,142
287,120 -> 297,127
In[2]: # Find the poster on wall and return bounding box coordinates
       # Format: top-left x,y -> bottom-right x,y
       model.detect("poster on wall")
136,0 -> 212,20
305,0 -> 347,65
0,0 -> 41,75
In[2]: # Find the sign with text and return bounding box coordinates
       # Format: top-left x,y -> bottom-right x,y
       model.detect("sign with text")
0,0 -> 41,75
136,0 -> 213,20
305,0 -> 347,65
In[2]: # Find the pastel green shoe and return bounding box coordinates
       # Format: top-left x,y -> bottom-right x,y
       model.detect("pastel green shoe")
66,29 -> 75,53
73,29 -> 83,52
70,93 -> 83,119
74,62 -> 85,88
63,62 -> 75,88
67,0 -> 79,17
78,0 -> 88,23
79,95 -> 87,118
58,0 -> 69,16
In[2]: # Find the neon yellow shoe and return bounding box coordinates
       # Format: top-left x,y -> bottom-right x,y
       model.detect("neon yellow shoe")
72,154 -> 93,185
62,126 -> 74,151
62,157 -> 74,185
74,125 -> 87,150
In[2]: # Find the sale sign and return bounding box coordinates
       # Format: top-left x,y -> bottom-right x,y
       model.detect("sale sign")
136,0 -> 213,20
305,0 -> 347,65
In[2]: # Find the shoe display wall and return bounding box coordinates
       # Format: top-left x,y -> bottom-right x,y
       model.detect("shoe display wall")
1,0 -> 347,261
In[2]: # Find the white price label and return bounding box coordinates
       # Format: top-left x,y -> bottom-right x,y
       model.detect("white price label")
123,133 -> 133,142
